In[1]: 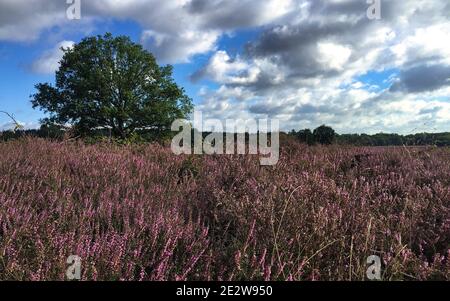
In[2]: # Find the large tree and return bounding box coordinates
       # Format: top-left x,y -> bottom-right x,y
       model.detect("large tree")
297,128 -> 315,145
313,125 -> 336,145
31,33 -> 193,139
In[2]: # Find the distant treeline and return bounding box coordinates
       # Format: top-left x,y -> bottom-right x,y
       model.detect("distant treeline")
0,128 -> 62,141
2,126 -> 450,147
288,129 -> 450,146
0,127 -> 276,145
335,132 -> 450,147
0,126 -> 162,143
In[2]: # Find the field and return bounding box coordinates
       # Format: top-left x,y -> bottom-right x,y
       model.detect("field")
0,138 -> 449,280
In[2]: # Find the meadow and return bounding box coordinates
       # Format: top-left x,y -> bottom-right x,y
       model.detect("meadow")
0,137 -> 448,280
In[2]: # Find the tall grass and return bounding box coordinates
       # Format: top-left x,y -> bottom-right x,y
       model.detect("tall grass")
0,138 -> 448,280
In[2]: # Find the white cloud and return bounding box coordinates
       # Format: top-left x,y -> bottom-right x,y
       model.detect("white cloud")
317,42 -> 352,71
0,0 -> 294,63
391,22 -> 450,66
141,29 -> 219,63
189,0 -> 450,133
30,40 -> 74,74
1,0 -> 450,133
192,51 -> 262,84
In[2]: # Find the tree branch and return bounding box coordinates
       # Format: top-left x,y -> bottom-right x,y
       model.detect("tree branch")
0,110 -> 24,131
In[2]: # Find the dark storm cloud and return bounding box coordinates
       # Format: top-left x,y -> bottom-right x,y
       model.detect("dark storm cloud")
0,1 -> 67,41
249,103 -> 287,115
244,21 -> 354,74
187,0 -> 280,30
390,64 -> 450,93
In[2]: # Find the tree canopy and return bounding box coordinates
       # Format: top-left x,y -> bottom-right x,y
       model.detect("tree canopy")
31,33 -> 193,139
313,125 -> 336,145
297,129 -> 315,145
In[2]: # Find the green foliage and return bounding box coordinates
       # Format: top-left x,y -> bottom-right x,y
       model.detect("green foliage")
31,33 -> 193,140
289,126 -> 450,147
313,125 -> 336,145
291,126 -> 336,145
292,128 -> 315,145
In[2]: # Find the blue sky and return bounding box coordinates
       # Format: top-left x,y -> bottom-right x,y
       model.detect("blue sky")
1,0 -> 449,134
0,18 -> 250,128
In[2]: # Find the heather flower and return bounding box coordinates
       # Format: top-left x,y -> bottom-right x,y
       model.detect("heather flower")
0,138 -> 448,280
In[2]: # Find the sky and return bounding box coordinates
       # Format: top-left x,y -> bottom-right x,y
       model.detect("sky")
0,0 -> 449,134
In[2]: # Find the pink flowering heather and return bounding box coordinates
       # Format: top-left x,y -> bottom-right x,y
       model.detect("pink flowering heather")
0,137 -> 449,280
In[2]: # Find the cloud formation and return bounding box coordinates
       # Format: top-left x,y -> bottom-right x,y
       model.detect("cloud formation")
193,0 -> 450,133
0,0 -> 292,62
1,0 -> 449,133
390,64 -> 450,93
30,40 -> 74,74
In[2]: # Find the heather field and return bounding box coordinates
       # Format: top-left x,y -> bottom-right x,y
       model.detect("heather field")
0,138 -> 449,281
